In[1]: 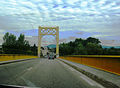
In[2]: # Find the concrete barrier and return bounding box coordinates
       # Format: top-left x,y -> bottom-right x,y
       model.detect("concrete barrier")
60,55 -> 120,75
0,54 -> 38,62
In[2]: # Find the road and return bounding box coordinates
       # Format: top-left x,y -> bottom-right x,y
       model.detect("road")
0,58 -> 104,88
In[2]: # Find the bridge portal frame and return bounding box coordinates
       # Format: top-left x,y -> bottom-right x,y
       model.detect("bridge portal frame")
38,26 -> 59,58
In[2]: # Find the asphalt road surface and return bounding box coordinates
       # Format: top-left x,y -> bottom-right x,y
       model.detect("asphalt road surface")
0,58 -> 104,88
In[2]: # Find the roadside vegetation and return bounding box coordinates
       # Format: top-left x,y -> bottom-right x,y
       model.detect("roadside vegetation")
59,37 -> 120,56
2,32 -> 120,56
2,32 -> 37,55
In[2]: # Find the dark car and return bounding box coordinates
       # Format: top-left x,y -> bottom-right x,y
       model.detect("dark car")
48,54 -> 55,59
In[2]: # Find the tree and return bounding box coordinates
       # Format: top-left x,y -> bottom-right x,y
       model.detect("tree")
3,32 -> 9,45
74,43 -> 87,55
2,32 -> 17,54
75,38 -> 84,45
17,34 -> 25,46
86,37 -> 101,44
2,32 -> 32,55
67,41 -> 75,55
31,44 -> 37,55
59,43 -> 71,56
16,34 -> 31,54
86,43 -> 103,55
58,37 -> 120,56
107,47 -> 120,55
3,32 -> 16,45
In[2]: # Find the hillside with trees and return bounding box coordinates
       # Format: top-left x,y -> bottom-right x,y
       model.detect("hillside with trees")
2,32 -> 120,56
59,37 -> 120,56
2,32 -> 37,55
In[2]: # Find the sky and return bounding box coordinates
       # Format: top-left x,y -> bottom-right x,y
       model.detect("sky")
0,0 -> 120,46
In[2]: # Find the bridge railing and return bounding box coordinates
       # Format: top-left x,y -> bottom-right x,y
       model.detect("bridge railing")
59,55 -> 120,75
0,54 -> 38,62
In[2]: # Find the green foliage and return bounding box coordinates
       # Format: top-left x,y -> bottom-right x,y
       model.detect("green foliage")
31,44 -> 37,55
3,32 -> 16,45
59,37 -> 120,56
86,37 -> 101,44
86,43 -> 102,55
2,32 -> 37,55
103,47 -> 120,55
74,43 -> 87,55
60,43 -> 70,56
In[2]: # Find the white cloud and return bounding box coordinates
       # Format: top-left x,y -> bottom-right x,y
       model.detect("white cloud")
65,0 -> 79,5
46,0 -> 53,3
105,15 -> 110,18
111,6 -> 120,10
92,34 -> 111,38
55,0 -> 63,4
100,2 -> 116,9
100,39 -> 120,46
0,0 -> 120,46
81,1 -> 88,7
66,7 -> 74,13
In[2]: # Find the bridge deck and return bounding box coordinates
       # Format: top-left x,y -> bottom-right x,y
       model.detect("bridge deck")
0,58 -> 103,88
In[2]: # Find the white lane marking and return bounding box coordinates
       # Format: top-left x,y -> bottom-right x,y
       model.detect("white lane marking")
69,67 -> 76,71
68,67 -> 97,86
58,60 -> 79,72
27,67 -> 33,71
58,59 -> 105,88
68,66 -> 96,86
80,76 -> 95,86
21,77 -> 39,88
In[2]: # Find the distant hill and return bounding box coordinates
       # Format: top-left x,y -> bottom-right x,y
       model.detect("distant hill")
102,45 -> 120,49
46,44 -> 120,49
46,45 -> 120,49
46,44 -> 56,48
